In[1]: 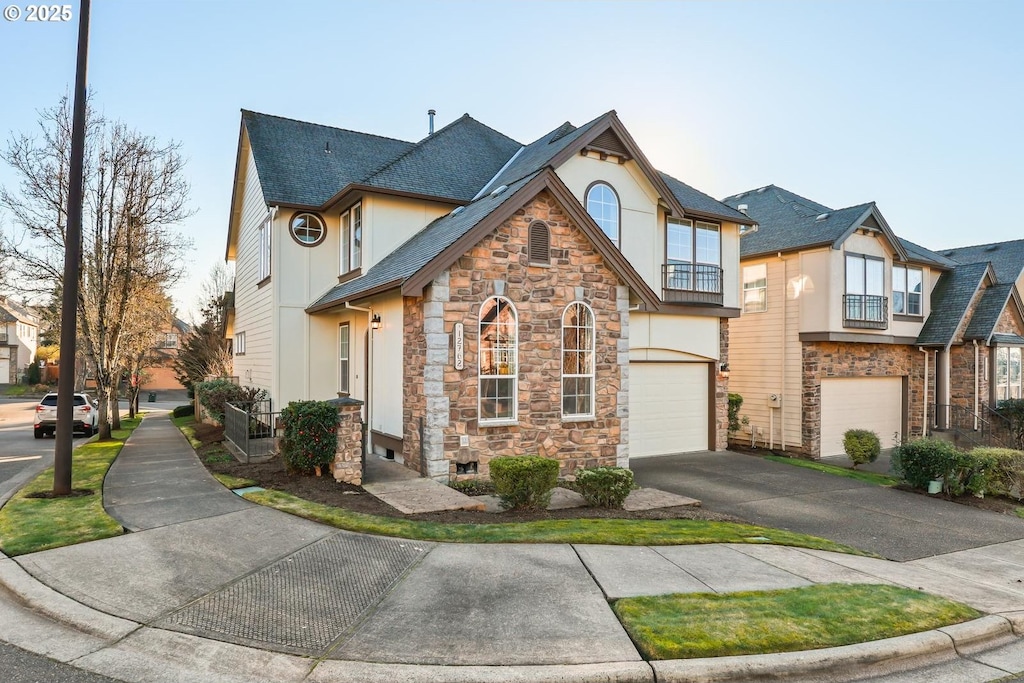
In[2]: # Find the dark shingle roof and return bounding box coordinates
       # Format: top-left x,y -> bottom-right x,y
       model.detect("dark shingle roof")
0,298 -> 38,325
939,239 -> 1024,284
964,284 -> 1013,341
897,237 -> 958,269
360,115 -> 521,202
916,262 -> 991,346
993,333 -> 1024,345
243,110 -> 414,206
658,172 -> 751,223
308,172 -> 542,310
487,115 -> 608,190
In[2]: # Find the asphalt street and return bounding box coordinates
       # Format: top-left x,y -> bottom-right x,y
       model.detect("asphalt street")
0,398 -> 58,504
0,642 -> 123,683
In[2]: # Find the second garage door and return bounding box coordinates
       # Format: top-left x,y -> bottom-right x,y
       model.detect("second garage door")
629,362 -> 708,458
820,376 -> 903,457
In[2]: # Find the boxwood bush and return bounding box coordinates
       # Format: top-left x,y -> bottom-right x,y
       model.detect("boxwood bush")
280,400 -> 338,475
843,429 -> 881,468
891,438 -> 962,490
576,466 -> 635,508
489,456 -> 559,510
171,404 -> 195,418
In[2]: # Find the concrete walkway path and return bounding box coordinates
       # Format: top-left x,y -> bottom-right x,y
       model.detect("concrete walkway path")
5,413 -> 1024,681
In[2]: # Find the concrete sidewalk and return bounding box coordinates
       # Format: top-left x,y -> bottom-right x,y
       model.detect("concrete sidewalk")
4,412 -> 1024,681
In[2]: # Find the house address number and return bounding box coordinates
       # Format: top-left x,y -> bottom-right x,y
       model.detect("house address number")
454,323 -> 464,370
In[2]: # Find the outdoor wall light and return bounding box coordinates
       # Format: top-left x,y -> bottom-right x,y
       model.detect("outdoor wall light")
719,363 -> 730,379
371,314 -> 382,331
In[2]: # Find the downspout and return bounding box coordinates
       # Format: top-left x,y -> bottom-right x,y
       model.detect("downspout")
779,252 -> 786,452
919,347 -> 929,437
345,302 -> 374,457
974,340 -> 980,431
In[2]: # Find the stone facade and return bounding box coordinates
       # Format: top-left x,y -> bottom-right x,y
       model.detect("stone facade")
403,191 -> 626,480
715,318 -> 730,450
949,343 -> 989,415
801,341 -> 930,458
331,398 -> 364,485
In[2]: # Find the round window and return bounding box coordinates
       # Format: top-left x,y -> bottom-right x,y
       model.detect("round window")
290,212 -> 326,246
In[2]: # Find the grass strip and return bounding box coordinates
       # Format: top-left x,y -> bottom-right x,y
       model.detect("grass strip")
613,583 -> 979,659
213,473 -> 258,489
764,454 -> 899,486
171,414 -> 202,449
0,417 -> 142,557
243,489 -> 869,554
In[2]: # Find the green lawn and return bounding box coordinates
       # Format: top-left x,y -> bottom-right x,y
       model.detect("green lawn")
243,489 -> 870,554
764,454 -> 899,486
613,583 -> 979,659
171,414 -> 202,448
213,473 -> 258,489
0,417 -> 142,556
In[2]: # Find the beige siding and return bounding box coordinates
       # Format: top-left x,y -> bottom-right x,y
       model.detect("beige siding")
629,312 -> 719,361
231,148 -> 274,396
366,293 -> 404,440
730,255 -> 801,449
363,195 -> 452,273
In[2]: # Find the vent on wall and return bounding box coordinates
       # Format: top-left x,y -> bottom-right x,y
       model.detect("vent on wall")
528,221 -> 550,265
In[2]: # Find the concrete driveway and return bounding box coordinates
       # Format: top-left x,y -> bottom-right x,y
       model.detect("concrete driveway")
631,450 -> 1024,561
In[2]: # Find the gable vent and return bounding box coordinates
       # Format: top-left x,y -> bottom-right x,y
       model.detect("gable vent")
528,220 -> 551,265
589,129 -> 630,156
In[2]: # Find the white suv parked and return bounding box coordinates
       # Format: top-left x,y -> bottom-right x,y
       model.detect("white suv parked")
34,392 -> 99,438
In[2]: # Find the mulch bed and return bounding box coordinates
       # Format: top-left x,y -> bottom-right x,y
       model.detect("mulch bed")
191,422 -> 742,525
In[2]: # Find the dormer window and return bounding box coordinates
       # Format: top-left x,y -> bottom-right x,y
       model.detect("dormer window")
892,265 -> 923,316
585,182 -> 619,247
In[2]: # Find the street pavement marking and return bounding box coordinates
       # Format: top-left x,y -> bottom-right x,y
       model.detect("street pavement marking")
0,456 -> 43,464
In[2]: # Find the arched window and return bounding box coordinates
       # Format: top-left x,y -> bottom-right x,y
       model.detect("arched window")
289,212 -> 326,246
528,220 -> 550,265
586,182 -> 619,247
562,302 -> 595,418
479,297 -> 518,422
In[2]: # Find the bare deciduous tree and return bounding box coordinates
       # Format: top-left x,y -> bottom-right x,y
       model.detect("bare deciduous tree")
0,96 -> 192,438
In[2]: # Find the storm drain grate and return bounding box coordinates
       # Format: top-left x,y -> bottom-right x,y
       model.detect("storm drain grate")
158,532 -> 429,654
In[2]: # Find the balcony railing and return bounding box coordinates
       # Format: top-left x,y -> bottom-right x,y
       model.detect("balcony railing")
662,263 -> 724,305
843,294 -> 888,329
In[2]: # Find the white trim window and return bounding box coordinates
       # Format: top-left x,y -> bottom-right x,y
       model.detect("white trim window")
479,296 -> 517,423
257,217 -> 271,282
892,265 -> 923,316
995,347 -> 1023,402
340,203 -> 363,274
586,183 -> 619,247
742,263 -> 768,313
234,331 -> 246,356
667,218 -> 722,292
562,302 -> 595,419
338,323 -> 350,395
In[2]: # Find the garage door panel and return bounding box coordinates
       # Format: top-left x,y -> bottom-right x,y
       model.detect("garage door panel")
820,377 -> 902,457
0,359 -> 8,383
630,363 -> 708,457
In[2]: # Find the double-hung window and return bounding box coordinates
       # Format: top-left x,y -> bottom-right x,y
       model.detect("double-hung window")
257,217 -> 271,282
340,203 -> 363,274
742,264 -> 768,313
845,254 -> 886,325
995,347 -> 1023,402
892,265 -> 923,316
338,323 -> 350,395
666,218 -> 721,294
562,302 -> 595,419
479,297 -> 517,423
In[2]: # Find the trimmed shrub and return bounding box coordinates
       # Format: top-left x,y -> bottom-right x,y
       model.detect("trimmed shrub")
576,466 -> 635,508
489,456 -> 559,510
976,447 -> 1024,500
280,401 -> 338,475
728,393 -> 744,434
891,438 -> 962,490
843,429 -> 881,469
172,404 -> 195,418
196,379 -> 267,424
945,449 -> 997,497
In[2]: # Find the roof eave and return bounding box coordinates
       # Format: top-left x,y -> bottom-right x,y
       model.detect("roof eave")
225,118 -> 252,262
318,183 -> 467,214
741,241 -> 835,260
305,279 -> 403,314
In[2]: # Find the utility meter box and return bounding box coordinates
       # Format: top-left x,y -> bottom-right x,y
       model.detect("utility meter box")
768,393 -> 782,408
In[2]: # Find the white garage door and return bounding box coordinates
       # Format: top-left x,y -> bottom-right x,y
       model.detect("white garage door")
0,359 -> 8,383
820,377 -> 902,457
629,362 -> 708,457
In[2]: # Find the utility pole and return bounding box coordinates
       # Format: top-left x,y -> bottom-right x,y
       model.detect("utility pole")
54,0 -> 91,495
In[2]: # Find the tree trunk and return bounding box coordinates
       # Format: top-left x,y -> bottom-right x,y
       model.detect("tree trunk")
110,392 -> 121,431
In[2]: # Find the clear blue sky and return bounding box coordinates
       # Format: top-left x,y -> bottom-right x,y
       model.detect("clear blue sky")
1,0 -> 1021,319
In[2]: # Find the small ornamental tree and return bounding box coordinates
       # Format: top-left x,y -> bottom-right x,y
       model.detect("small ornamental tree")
280,401 -> 338,476
843,429 -> 881,469
728,393 -> 744,435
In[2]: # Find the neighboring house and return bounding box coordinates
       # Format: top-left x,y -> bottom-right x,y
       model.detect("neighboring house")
0,297 -> 40,384
224,109 -> 753,479
722,186 -> 1024,458
144,317 -> 191,391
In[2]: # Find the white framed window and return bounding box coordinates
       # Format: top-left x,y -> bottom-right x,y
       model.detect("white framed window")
234,331 -> 246,356
586,182 -> 619,247
340,203 -> 363,274
743,263 -> 768,313
892,265 -> 923,316
479,296 -> 517,423
562,302 -> 595,419
845,253 -> 885,323
338,323 -> 350,395
666,218 -> 722,292
257,217 -> 271,282
996,347 -> 1023,402
290,212 -> 326,246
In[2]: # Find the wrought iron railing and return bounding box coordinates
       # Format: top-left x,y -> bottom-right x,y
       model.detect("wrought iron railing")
929,403 -> 1015,450
224,399 -> 279,463
662,263 -> 724,305
843,294 -> 888,329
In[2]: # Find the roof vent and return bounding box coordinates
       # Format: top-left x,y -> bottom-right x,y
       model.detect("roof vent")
757,186 -> 768,193
451,206 -> 465,216
738,204 -> 748,216
985,245 -> 999,252
816,213 -> 829,221
324,141 -> 332,154
428,109 -> 436,135
490,184 -> 508,197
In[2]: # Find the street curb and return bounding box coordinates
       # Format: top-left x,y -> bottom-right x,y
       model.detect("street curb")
306,660 -> 655,683
0,556 -> 138,641
940,615 -> 1017,655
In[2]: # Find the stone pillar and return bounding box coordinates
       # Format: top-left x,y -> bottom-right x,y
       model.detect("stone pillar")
329,396 -> 364,485
615,285 -> 630,467
422,273 -> 451,481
